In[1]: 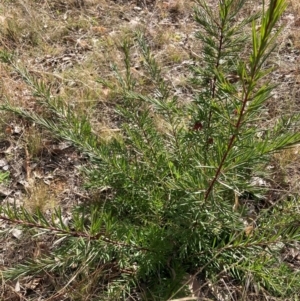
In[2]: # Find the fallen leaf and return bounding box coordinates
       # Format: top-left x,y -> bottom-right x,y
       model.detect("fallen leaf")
11,228 -> 23,239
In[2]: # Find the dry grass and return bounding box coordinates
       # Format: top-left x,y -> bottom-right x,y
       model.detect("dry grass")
24,180 -> 57,213
0,0 -> 300,300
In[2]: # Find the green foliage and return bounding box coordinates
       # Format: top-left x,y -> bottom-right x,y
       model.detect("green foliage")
0,171 -> 9,183
1,0 -> 300,299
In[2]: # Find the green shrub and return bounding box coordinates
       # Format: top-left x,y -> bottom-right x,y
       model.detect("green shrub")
1,0 -> 300,299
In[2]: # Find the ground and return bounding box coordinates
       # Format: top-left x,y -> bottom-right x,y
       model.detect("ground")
0,0 -> 300,300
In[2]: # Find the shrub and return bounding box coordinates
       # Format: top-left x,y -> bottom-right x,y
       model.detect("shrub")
1,0 -> 300,299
